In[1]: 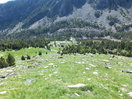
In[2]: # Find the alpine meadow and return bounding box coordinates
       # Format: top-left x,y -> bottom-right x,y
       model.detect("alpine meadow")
0,0 -> 132,99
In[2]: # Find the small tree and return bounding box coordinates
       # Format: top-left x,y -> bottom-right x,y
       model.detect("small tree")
61,53 -> 63,56
27,55 -> 31,60
0,57 -> 8,68
6,54 -> 15,66
46,45 -> 51,50
21,56 -> 25,60
38,52 -> 42,56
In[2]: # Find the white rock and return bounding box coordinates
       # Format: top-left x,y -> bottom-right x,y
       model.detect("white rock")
93,72 -> 98,75
6,70 -> 13,73
75,61 -> 85,64
122,84 -> 128,87
87,78 -> 91,81
128,92 -> 132,97
120,87 -> 127,92
53,72 -> 58,74
0,91 -> 7,94
19,66 -> 28,69
67,83 -> 86,88
24,78 -> 37,86
89,53 -> 93,56
44,66 -> 48,68
102,60 -> 109,62
53,65 -> 58,67
74,93 -> 80,96
86,90 -> 92,94
48,74 -> 53,77
0,83 -> 4,85
89,64 -> 96,67
120,94 -> 123,96
48,63 -> 54,66
83,72 -> 86,74
85,68 -> 90,71
60,62 -> 65,63
0,54 -> 4,57
105,66 -> 112,69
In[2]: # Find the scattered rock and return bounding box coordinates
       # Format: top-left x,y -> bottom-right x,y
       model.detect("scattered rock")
53,65 -> 58,67
104,63 -> 112,69
48,63 -> 54,66
43,66 -> 48,69
48,74 -> 53,77
85,68 -> 90,71
6,69 -> 13,73
128,92 -> 132,97
19,65 -> 28,69
24,78 -> 37,86
60,62 -> 65,64
102,60 -> 109,62
85,90 -> 92,95
74,93 -> 80,96
120,87 -> 127,92
89,53 -> 93,56
122,84 -> 128,87
89,64 -> 96,67
83,72 -> 86,74
75,61 -> 85,64
122,70 -> 132,73
87,78 -> 91,81
0,91 -> 7,94
105,66 -> 112,69
53,72 -> 58,74
93,72 -> 98,75
120,94 -> 123,96
0,72 -> 14,79
0,83 -> 4,85
67,83 -> 86,88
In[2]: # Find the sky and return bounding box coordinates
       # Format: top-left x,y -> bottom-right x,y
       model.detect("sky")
0,0 -> 12,4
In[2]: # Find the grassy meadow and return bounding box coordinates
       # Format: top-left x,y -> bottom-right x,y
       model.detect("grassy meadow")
0,44 -> 132,99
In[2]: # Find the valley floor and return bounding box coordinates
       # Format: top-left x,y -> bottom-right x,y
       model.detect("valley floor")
0,47 -> 132,99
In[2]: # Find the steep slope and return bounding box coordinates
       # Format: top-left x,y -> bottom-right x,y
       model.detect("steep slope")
0,0 -> 132,36
0,0 -> 86,29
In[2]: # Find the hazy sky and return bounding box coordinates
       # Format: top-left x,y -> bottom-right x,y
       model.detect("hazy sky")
0,0 -> 12,3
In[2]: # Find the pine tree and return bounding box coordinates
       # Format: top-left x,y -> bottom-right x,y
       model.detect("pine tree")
46,45 -> 51,50
38,52 -> 42,56
0,57 -> 8,68
27,55 -> 31,60
21,56 -> 25,60
6,54 -> 15,66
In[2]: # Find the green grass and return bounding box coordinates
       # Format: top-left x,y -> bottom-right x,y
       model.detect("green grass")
0,46 -> 132,99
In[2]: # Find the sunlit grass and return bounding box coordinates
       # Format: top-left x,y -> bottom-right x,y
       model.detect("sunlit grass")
0,47 -> 132,99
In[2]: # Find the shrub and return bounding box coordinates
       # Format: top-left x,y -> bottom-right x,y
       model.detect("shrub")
46,45 -> 51,50
0,57 -> 8,68
6,54 -> 15,66
21,56 -> 25,60
27,55 -> 31,60
95,11 -> 102,18
38,52 -> 42,56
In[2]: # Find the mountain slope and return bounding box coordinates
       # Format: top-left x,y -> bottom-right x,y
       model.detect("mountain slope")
0,0 -> 86,29
0,0 -> 132,36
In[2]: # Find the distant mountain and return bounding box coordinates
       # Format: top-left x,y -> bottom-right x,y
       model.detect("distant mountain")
0,0 -> 132,37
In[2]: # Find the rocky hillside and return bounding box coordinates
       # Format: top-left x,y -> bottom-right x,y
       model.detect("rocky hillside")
0,0 -> 132,36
